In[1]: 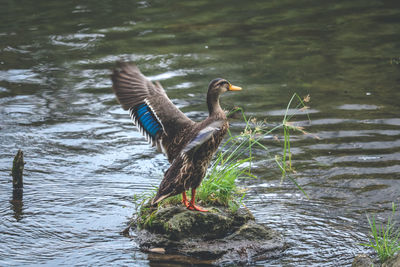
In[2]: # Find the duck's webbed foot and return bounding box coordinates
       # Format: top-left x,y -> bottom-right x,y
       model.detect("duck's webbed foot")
187,203 -> 208,212
186,188 -> 208,212
182,191 -> 189,207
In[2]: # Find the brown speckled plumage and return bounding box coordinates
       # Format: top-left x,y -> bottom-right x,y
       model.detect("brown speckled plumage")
154,117 -> 229,203
111,63 -> 241,209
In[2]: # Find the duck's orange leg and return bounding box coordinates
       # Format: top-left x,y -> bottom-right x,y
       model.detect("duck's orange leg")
187,188 -> 208,212
182,191 -> 189,208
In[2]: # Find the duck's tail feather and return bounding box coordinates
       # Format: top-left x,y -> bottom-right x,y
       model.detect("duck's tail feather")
151,193 -> 170,206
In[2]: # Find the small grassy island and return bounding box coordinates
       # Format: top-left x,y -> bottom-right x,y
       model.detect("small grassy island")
133,203 -> 285,265
124,95 -> 311,264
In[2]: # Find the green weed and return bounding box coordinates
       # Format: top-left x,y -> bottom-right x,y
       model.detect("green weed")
276,93 -> 311,196
198,93 -> 310,207
361,203 -> 400,263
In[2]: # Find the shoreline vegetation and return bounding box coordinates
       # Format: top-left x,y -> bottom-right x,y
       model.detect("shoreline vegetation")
360,202 -> 400,264
133,93 -> 311,226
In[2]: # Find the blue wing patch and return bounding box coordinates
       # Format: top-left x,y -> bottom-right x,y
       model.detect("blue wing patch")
131,103 -> 162,139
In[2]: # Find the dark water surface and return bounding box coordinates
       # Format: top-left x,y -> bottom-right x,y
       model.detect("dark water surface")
1,0 -> 399,266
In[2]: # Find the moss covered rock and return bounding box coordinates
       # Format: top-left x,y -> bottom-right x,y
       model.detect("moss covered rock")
352,254 -> 376,267
382,252 -> 400,267
352,252 -> 400,267
132,205 -> 285,265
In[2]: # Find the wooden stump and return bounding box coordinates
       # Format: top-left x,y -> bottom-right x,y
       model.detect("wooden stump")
12,150 -> 24,201
12,149 -> 24,189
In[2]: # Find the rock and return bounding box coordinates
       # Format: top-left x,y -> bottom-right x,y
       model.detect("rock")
352,252 -> 400,267
352,254 -> 375,267
148,248 -> 165,254
382,253 -> 400,267
133,205 -> 285,265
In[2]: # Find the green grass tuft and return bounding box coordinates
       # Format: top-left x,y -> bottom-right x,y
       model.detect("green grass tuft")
361,202 -> 400,263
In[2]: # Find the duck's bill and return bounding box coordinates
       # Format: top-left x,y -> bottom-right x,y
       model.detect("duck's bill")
229,84 -> 242,91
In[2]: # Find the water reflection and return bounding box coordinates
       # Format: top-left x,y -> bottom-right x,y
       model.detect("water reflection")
10,196 -> 23,222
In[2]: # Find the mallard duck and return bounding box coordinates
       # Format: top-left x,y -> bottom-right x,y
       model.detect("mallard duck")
112,63 -> 241,212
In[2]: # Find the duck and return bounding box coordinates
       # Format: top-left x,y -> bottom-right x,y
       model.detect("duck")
112,63 -> 242,212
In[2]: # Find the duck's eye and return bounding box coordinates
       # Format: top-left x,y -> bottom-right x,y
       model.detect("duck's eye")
219,81 -> 228,87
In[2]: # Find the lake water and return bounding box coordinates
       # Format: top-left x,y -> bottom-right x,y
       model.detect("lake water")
1,0 -> 399,266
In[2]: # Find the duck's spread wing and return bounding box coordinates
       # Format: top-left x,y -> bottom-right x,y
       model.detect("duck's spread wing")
181,120 -> 224,154
112,63 -> 194,148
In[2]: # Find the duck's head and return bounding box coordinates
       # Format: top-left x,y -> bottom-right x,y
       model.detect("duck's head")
208,78 -> 242,95
207,78 -> 242,115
